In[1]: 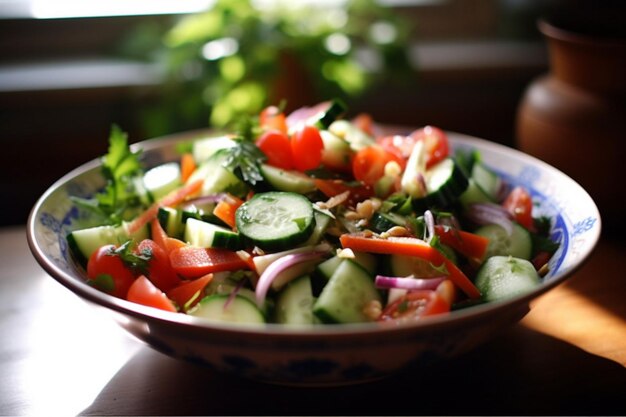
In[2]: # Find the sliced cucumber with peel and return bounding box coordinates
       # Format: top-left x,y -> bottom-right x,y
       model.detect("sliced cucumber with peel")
313,259 -> 381,324
189,294 -> 265,325
275,275 -> 317,326
184,217 -> 242,250
67,221 -> 149,267
475,223 -> 532,260
235,191 -> 315,251
259,163 -> 316,194
142,162 -> 181,201
410,157 -> 470,211
475,256 -> 540,302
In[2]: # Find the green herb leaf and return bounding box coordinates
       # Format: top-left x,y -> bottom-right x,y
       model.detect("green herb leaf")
221,121 -> 267,186
113,240 -> 152,275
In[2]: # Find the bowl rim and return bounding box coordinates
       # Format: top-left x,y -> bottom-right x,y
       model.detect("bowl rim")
26,129 -> 602,338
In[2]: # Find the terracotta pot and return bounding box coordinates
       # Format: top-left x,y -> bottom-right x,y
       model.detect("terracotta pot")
516,14 -> 626,234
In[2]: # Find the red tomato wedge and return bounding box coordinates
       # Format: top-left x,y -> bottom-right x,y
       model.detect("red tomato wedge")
379,290 -> 450,322
169,246 -> 250,279
434,225 -> 490,262
291,125 -> 323,171
127,275 -> 177,312
339,234 -> 481,299
503,186 -> 534,230
167,273 -> 213,311
409,126 -> 450,169
256,130 -> 294,170
87,244 -> 136,299
137,239 -> 181,292
352,145 -> 405,186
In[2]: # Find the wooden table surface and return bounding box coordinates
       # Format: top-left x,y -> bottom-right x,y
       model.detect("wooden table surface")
1,225 -> 625,416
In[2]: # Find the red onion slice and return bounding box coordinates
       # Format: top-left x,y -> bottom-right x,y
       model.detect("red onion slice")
375,275 -> 446,291
255,250 -> 329,307
424,210 -> 435,243
465,203 -> 514,235
183,193 -> 228,208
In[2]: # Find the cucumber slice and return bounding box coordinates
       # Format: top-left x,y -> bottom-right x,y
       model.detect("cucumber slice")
370,211 -> 407,233
143,162 -> 182,201
157,207 -> 184,238
312,99 -> 347,129
189,294 -> 265,324
475,223 -> 532,260
187,149 -> 247,197
302,209 -> 333,246
313,260 -> 381,324
184,218 -> 242,250
275,275 -> 317,326
192,135 -> 236,163
314,251 -> 377,281
328,120 -> 375,151
259,164 -> 316,194
458,162 -> 501,207
235,191 -> 315,251
475,256 -> 540,302
411,158 -> 469,211
67,221 -> 149,266
472,162 -> 501,200
320,130 -> 352,171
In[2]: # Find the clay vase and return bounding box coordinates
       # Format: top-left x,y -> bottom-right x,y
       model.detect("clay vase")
516,16 -> 626,234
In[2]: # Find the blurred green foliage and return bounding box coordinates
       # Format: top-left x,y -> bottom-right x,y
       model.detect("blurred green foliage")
120,0 -> 412,137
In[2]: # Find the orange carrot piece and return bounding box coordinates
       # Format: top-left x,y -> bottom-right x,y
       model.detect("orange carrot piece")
213,195 -> 244,229
180,153 -> 196,183
127,179 -> 204,235
339,233 -> 481,299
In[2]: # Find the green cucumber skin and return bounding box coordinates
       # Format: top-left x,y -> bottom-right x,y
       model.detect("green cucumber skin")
190,294 -> 266,324
475,256 -> 540,302
235,192 -> 315,252
411,158 -> 469,211
475,223 -> 533,260
274,275 -> 317,326
313,259 -> 381,324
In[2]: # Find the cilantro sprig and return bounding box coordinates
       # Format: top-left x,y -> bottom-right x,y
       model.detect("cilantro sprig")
72,125 -> 146,224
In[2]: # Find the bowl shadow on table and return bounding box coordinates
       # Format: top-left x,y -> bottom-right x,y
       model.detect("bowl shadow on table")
79,325 -> 626,416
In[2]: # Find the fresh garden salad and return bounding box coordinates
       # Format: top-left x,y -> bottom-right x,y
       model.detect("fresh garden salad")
67,100 -> 559,326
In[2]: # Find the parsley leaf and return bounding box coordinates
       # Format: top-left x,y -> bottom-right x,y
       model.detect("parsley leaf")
71,125 -> 146,225
221,118 -> 266,186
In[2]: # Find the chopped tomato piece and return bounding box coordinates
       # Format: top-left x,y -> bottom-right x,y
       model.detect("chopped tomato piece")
137,239 -> 181,292
167,273 -> 213,311
409,126 -> 450,169
256,130 -> 294,170
127,275 -> 177,312
87,244 -> 136,299
352,145 -> 405,186
502,186 -> 534,230
291,125 -> 323,171
379,290 -> 450,322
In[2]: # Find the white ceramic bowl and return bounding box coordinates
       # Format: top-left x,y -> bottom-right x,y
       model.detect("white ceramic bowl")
27,130 -> 601,386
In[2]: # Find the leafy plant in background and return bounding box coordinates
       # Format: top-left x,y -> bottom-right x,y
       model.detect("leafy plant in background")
120,0 -> 412,137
